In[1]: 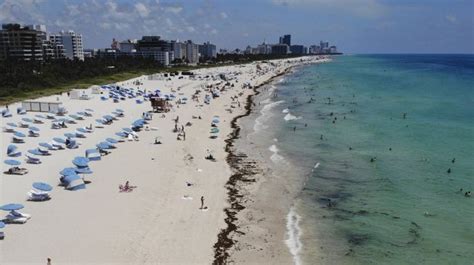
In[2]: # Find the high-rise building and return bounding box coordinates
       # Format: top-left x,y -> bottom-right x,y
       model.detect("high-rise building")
135,36 -> 174,66
257,41 -> 272,54
50,30 -> 84,60
279,34 -> 291,46
271,44 -> 289,55
185,40 -> 199,64
171,41 -> 186,62
0,24 -> 45,61
199,41 -> 217,59
290,45 -> 305,55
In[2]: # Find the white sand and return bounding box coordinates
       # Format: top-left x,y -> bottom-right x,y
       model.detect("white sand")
0,56 -> 327,264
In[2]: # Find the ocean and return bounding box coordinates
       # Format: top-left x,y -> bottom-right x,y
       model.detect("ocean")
242,55 -> 474,265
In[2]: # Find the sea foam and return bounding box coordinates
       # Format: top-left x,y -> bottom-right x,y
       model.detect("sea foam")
285,206 -> 303,265
268,144 -> 285,163
284,113 -> 302,121
253,100 -> 284,132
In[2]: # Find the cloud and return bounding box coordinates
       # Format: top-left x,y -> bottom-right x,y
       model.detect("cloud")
220,12 -> 228,19
445,14 -> 457,24
135,2 -> 150,18
271,0 -> 386,18
0,0 -> 45,23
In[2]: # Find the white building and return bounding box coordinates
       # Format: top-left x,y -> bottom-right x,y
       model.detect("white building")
185,40 -> 199,64
50,30 -> 84,60
172,41 -> 187,61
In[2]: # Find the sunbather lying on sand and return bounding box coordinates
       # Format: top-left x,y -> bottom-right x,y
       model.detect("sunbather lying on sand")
119,181 -> 137,192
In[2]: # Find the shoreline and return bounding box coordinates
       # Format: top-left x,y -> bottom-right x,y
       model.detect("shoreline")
213,69 -> 290,264
214,59 -> 330,264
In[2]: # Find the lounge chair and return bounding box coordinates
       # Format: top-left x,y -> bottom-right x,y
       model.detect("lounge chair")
51,122 -> 62,129
17,108 -> 27,115
18,122 -> 29,128
12,137 -> 25,144
4,167 -> 28,175
26,155 -> 41,164
1,109 -> 12,117
3,126 -> 15,133
28,130 -> 40,137
4,211 -> 31,224
33,118 -> 44,124
27,190 -> 50,201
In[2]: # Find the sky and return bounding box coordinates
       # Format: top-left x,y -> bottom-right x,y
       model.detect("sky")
0,0 -> 473,53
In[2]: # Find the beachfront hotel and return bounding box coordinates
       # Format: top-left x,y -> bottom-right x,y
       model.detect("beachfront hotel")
49,30 -> 84,61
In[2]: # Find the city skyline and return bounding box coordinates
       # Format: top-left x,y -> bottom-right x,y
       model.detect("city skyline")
0,0 -> 472,53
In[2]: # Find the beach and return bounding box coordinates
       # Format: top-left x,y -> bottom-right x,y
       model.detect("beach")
0,56 -> 328,264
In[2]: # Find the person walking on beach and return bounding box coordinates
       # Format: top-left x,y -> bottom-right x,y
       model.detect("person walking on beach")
200,196 -> 205,209
47,258 -> 52,265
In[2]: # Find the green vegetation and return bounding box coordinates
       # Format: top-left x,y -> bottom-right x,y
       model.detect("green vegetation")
0,53 -> 305,105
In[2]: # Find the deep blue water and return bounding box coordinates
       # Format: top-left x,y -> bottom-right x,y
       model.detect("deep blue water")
252,54 -> 474,264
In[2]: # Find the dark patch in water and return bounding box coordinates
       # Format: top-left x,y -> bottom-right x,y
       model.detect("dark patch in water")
348,233 -> 370,245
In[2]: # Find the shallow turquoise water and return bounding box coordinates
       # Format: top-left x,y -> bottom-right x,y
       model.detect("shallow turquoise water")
256,55 -> 474,264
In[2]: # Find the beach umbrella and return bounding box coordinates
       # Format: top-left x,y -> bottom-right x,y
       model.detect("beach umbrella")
96,142 -> 112,150
212,119 -> 220,124
72,157 -> 89,168
106,138 -> 118,144
64,133 -> 76,138
60,167 -> 77,176
116,108 -> 124,113
39,142 -> 54,149
6,122 -> 17,127
4,159 -> 21,166
77,128 -> 88,133
35,114 -> 45,119
122,128 -> 133,133
210,128 -> 220,134
103,115 -> 114,121
22,117 -> 33,123
75,167 -> 93,174
29,126 -> 40,132
53,137 -> 66,144
85,108 -> 94,112
32,182 -> 53,192
7,144 -> 19,153
115,132 -> 127,138
77,112 -> 86,116
63,174 -> 86,191
0,203 -> 24,211
28,149 -> 43,156
95,119 -> 105,124
0,221 -> 5,229
14,131 -> 26,138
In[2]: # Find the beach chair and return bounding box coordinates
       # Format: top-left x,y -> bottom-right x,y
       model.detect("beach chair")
17,107 -> 27,115
4,211 -> 31,224
51,122 -> 62,129
27,190 -> 50,201
28,130 -> 40,137
12,136 -> 25,144
4,167 -> 28,175
18,122 -> 29,128
33,118 -> 44,124
26,155 -> 41,164
3,126 -> 16,133
1,109 -> 12,117
66,139 -> 79,149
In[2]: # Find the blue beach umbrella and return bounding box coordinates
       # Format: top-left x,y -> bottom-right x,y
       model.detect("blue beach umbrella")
72,157 -> 89,168
95,118 -> 105,124
85,108 -> 94,112
77,128 -> 88,133
0,203 -> 24,211
75,167 -> 93,174
28,149 -> 43,156
22,117 -> 33,123
0,221 -> 5,228
212,119 -> 220,124
115,132 -> 127,138
6,122 -> 17,127
35,114 -> 45,119
60,167 -> 77,176
4,159 -> 21,166
39,142 -> 53,149
32,182 -> 53,192
116,108 -> 124,113
96,142 -> 113,150
103,115 -> 114,121
106,138 -> 118,144
29,126 -> 40,132
122,128 -> 133,133
210,128 -> 220,134
14,131 -> 26,138
64,133 -> 76,138
53,137 -> 66,144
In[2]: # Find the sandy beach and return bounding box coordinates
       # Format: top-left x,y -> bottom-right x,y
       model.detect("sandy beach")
0,56 -> 327,264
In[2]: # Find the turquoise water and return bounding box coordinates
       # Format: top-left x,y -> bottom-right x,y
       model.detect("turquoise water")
254,55 -> 474,264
